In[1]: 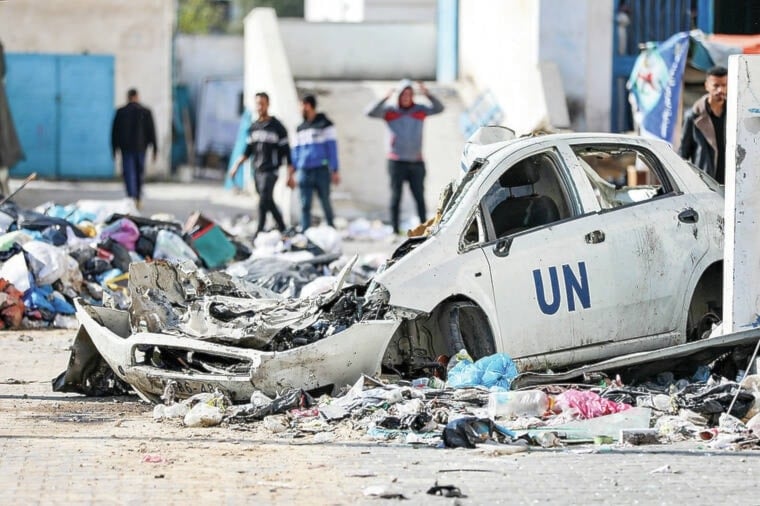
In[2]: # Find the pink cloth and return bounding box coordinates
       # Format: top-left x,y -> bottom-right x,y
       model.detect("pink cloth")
554,390 -> 631,419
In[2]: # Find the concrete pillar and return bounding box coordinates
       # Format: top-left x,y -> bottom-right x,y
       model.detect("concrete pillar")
724,54 -> 760,332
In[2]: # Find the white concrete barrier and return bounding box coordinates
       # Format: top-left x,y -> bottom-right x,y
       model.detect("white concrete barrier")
724,54 -> 760,332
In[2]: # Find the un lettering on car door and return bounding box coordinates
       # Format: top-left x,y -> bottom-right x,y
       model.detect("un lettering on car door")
532,261 -> 591,315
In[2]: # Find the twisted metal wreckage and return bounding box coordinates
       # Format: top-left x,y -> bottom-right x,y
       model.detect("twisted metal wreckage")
53,252 -> 760,404
53,129 -> 760,403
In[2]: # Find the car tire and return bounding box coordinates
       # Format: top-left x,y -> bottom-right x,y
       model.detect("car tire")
685,264 -> 722,342
439,301 -> 496,360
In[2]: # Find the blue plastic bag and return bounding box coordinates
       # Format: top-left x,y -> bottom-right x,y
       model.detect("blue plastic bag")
447,353 -> 518,390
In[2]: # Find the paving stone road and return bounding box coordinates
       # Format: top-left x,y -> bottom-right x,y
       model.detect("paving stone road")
2,329 -> 759,505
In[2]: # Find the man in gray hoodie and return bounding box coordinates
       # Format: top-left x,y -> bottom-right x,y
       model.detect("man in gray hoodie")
366,79 -> 444,234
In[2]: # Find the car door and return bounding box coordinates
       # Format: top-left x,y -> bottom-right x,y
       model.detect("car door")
478,146 -> 620,360
567,141 -> 710,343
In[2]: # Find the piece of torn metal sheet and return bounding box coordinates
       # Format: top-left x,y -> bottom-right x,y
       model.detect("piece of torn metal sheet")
511,328 -> 760,389
74,300 -> 400,402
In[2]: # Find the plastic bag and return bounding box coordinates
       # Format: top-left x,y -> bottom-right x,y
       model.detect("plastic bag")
554,389 -> 631,419
153,230 -> 198,263
23,240 -> 68,285
100,218 -> 140,251
0,252 -> 31,293
446,353 -> 518,390
304,225 -> 342,254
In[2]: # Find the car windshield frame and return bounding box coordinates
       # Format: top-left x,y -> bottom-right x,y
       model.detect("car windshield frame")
438,159 -> 487,228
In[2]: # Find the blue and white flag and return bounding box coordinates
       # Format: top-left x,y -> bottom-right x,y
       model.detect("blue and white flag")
627,32 -> 690,144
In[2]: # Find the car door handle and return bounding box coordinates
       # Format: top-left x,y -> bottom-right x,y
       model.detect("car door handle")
678,208 -> 699,224
585,230 -> 605,244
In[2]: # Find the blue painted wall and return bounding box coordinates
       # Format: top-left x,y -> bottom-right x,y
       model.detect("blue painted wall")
5,53 -> 114,178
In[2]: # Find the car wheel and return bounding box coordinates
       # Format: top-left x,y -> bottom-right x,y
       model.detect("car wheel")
685,264 -> 722,342
687,309 -> 722,342
439,301 -> 495,360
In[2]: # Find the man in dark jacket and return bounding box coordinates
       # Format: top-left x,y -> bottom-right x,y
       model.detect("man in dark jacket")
229,92 -> 291,237
366,79 -> 444,234
679,66 -> 728,184
111,88 -> 157,208
288,94 -> 339,231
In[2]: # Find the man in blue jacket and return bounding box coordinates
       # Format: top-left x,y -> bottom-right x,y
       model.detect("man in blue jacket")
289,94 -> 339,231
366,79 -> 444,234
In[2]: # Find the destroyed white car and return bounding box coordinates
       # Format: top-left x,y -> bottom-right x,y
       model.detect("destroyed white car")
57,129 -> 725,402
374,128 -> 724,375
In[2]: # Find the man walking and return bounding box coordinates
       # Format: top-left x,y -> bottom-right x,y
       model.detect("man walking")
229,92 -> 290,237
111,88 -> 156,209
289,95 -> 339,231
679,66 -> 728,184
366,79 -> 444,234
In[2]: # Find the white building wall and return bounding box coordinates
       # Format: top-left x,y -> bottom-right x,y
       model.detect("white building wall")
279,20 -> 436,80
459,0 -> 546,135
0,0 -> 174,176
305,0 -> 435,22
175,35 -> 244,109
459,0 -> 614,134
538,0 -> 613,131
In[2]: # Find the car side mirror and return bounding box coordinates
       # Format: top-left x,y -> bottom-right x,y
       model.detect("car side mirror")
493,237 -> 512,257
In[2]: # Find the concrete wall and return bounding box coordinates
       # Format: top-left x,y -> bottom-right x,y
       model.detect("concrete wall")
305,0 -> 436,22
0,0 -> 174,177
458,0 -> 614,134
301,81 -> 464,221
539,0 -> 613,131
175,34 -> 244,110
459,0 -> 547,135
279,20 -> 436,80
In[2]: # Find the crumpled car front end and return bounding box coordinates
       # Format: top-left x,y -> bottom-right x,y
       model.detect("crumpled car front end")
70,301 -> 400,402
54,258 -> 402,403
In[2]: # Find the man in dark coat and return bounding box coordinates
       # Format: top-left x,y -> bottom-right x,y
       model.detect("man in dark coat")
111,88 -> 157,209
0,40 -> 25,196
679,66 -> 728,184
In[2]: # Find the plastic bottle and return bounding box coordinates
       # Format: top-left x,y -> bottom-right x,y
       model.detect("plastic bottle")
487,390 -> 550,419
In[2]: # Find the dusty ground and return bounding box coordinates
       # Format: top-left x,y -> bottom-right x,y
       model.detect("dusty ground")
2,329 -> 760,504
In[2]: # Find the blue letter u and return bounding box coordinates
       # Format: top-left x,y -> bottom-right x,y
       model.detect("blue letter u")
533,267 -> 561,315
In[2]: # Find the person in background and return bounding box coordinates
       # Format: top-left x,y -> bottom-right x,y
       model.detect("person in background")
679,65 -> 728,184
366,79 -> 444,234
288,94 -> 339,231
229,92 -> 290,237
111,88 -> 157,209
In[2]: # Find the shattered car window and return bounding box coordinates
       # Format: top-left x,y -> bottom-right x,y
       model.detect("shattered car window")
438,162 -> 482,227
483,150 -> 573,239
572,144 -> 672,210
685,159 -> 724,194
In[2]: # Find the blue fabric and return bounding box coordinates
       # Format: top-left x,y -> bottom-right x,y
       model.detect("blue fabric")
297,166 -> 334,230
447,353 -> 518,391
121,150 -> 146,199
225,109 -> 253,190
23,287 -> 56,313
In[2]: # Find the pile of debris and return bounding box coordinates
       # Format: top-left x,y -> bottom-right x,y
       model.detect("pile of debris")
151,357 -> 760,452
0,196 -> 380,330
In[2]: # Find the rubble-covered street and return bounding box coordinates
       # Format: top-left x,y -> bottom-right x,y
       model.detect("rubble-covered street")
3,328 -> 760,504
0,178 -> 757,504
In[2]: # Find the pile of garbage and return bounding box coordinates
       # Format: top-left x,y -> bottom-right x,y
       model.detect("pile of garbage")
150,350 -> 760,452
0,197 -> 382,331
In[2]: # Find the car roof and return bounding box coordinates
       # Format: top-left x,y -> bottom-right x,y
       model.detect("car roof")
461,128 -> 672,172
